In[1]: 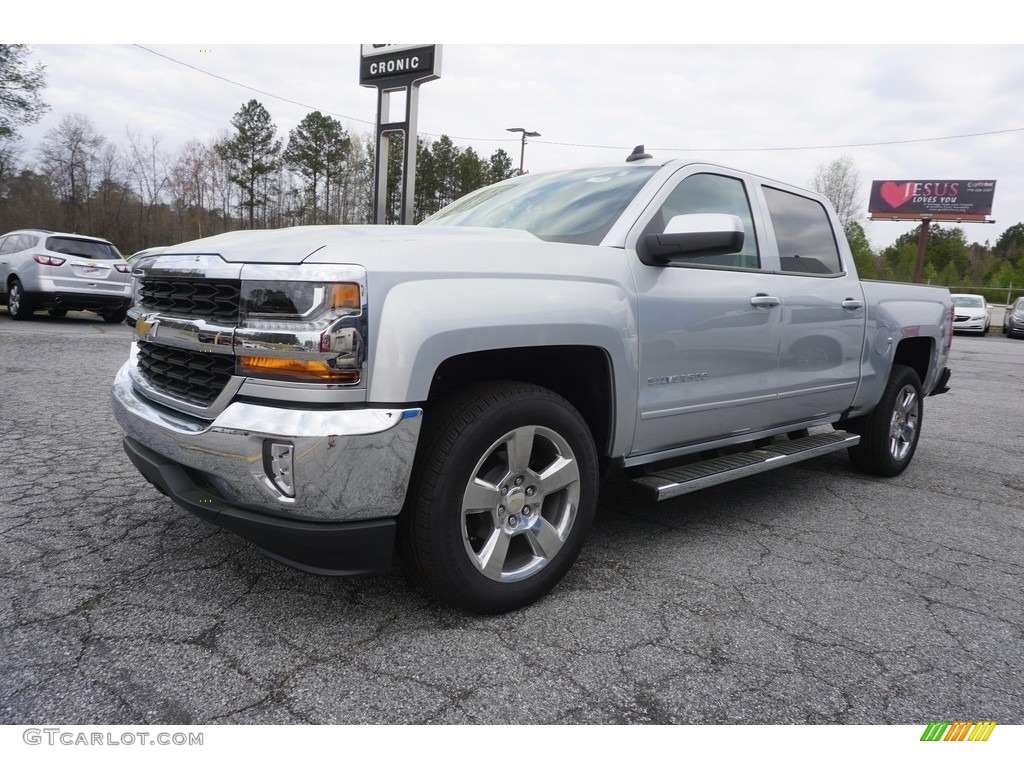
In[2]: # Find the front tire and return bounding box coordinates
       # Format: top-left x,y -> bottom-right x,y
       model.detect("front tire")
846,364 -> 923,477
8,279 -> 34,320
402,381 -> 599,614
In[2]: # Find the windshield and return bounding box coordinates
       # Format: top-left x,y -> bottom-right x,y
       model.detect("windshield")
47,236 -> 121,260
1015,298 -> 1024,312
421,166 -> 659,245
952,295 -> 984,308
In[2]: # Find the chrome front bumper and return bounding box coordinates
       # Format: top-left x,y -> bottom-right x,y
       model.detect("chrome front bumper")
111,361 -> 422,524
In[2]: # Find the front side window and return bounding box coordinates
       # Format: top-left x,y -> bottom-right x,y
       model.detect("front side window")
422,166 -> 658,246
643,173 -> 760,268
763,186 -> 842,275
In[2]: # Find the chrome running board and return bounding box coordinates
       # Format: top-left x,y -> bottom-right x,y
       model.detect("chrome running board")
631,431 -> 860,502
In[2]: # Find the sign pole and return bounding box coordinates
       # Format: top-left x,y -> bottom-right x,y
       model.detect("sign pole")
360,45 -> 441,225
913,219 -> 930,284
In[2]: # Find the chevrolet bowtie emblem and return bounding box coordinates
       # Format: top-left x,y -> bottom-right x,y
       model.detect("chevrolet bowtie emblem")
136,316 -> 159,340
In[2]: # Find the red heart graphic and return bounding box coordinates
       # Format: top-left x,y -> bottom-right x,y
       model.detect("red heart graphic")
880,181 -> 914,209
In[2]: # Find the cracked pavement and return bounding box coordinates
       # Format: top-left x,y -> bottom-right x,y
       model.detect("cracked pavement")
1,312 -> 1021,725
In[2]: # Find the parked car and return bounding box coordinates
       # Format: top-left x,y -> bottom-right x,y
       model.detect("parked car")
124,247 -> 167,326
950,293 -> 990,335
0,228 -> 131,322
1004,296 -> 1024,338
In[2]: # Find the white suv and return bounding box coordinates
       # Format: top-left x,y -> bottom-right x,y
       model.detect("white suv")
0,229 -> 131,322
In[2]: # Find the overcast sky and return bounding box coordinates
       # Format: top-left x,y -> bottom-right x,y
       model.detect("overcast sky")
9,8 -> 1022,250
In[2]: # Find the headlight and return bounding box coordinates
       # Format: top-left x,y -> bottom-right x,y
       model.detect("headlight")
241,281 -> 360,319
236,272 -> 366,385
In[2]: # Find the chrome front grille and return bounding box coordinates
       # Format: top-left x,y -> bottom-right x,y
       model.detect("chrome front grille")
136,340 -> 235,407
139,277 -> 241,321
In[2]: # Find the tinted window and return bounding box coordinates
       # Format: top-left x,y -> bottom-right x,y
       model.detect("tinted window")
763,186 -> 842,275
644,173 -> 759,268
46,237 -> 120,260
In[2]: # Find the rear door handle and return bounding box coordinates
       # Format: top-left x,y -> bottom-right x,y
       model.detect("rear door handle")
750,294 -> 780,308
841,298 -> 864,310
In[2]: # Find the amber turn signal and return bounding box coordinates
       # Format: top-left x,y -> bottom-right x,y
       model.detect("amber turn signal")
239,356 -> 361,383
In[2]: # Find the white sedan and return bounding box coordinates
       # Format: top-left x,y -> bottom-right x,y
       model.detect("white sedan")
950,293 -> 991,335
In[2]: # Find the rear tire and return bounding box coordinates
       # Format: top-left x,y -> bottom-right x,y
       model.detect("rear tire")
402,381 -> 599,614
48,308 -> 67,318
846,364 -> 923,477
100,308 -> 128,323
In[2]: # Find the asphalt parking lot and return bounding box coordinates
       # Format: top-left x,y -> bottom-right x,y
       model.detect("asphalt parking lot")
1,311 -> 1021,726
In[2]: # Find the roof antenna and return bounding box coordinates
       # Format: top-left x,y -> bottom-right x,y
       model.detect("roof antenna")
626,144 -> 653,162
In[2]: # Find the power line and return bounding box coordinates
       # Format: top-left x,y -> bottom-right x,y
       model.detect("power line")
133,44 -> 1024,153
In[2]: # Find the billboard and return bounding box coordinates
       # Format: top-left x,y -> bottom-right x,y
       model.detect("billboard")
868,179 -> 996,220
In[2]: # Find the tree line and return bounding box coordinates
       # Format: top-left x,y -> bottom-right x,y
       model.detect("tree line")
0,98 -> 519,255
1,53 -> 1022,305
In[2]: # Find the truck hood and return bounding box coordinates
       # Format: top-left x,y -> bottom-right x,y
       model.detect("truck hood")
162,225 -> 544,265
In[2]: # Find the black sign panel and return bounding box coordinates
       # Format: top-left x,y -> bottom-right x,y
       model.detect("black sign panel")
360,44 -> 439,88
869,179 -> 996,217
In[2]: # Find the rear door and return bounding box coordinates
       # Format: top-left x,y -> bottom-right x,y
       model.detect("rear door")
754,184 -> 865,424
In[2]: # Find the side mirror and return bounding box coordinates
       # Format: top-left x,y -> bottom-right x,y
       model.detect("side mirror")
641,213 -> 744,265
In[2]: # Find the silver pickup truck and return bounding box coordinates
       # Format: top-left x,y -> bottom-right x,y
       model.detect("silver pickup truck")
111,153 -> 953,613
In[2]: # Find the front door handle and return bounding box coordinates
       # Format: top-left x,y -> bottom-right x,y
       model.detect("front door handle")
750,294 -> 780,308
841,298 -> 864,310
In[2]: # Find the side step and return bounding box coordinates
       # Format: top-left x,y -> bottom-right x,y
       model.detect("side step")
631,431 -> 860,502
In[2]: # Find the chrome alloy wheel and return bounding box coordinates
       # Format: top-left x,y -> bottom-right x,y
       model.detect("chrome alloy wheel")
888,384 -> 920,462
460,425 -> 581,583
9,282 -> 22,315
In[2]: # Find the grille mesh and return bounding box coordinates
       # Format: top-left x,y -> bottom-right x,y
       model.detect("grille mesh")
139,278 -> 240,321
137,341 -> 235,407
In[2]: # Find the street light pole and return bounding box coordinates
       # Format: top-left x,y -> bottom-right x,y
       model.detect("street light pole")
506,127 -> 540,174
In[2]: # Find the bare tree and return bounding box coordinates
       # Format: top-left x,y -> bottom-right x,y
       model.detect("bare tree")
811,156 -> 861,231
170,140 -> 216,240
38,113 -> 105,232
125,129 -> 170,228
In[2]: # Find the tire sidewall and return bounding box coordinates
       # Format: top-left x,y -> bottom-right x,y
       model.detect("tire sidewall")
9,280 -> 31,320
417,388 -> 598,613
860,364 -> 923,477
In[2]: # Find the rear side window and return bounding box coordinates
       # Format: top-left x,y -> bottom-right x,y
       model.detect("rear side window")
46,237 -> 120,260
763,186 -> 842,275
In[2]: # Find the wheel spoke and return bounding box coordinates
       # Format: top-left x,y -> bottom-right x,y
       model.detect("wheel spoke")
476,528 -> 513,580
525,517 -> 565,561
505,426 -> 536,473
897,388 -> 918,417
463,478 -> 501,512
537,455 -> 578,495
